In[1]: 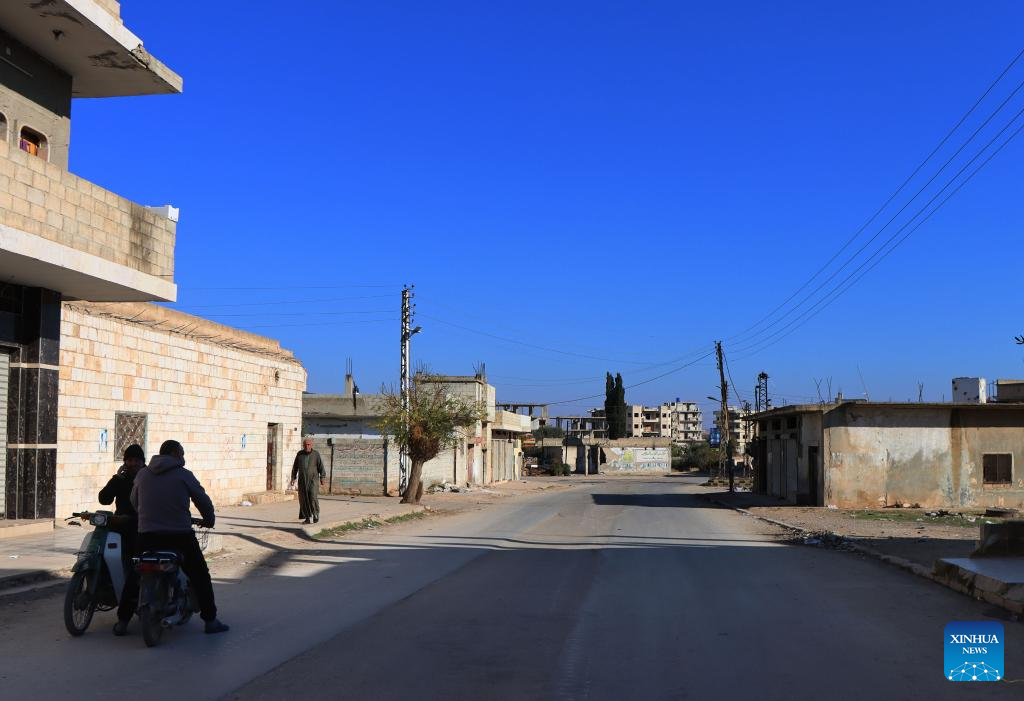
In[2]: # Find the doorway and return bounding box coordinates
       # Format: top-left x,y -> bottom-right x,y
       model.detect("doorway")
0,352 -> 8,517
807,446 -> 820,506
267,423 -> 280,491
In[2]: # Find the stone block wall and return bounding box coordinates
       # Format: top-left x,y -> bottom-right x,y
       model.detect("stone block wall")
56,303 -> 305,516
0,140 -> 176,279
306,436 -> 392,496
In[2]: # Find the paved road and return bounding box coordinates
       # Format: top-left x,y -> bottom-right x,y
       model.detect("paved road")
0,476 -> 1020,699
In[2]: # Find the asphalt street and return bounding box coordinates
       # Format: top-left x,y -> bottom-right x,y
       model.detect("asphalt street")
0,475 -> 1020,700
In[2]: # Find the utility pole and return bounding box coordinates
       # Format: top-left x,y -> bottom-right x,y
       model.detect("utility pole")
399,285 -> 419,497
756,372 -> 769,414
715,341 -> 734,493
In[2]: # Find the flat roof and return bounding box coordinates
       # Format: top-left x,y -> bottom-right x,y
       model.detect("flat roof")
0,0 -> 182,97
744,401 -> 1024,420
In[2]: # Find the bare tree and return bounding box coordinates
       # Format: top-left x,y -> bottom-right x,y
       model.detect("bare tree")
377,375 -> 484,504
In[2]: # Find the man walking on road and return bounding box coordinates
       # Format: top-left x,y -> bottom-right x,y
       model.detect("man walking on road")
290,438 -> 326,524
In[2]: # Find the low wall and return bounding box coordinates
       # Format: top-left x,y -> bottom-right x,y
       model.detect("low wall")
600,439 -> 672,472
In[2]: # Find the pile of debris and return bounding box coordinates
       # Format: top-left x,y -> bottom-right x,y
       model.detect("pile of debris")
428,482 -> 463,494
796,531 -> 854,550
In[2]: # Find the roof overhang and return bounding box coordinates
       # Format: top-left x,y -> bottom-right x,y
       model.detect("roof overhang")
0,0 -> 182,97
0,222 -> 176,302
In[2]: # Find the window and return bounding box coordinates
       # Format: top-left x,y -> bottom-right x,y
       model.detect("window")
0,113 -> 6,141
983,453 -> 1012,485
114,412 -> 147,460
786,416 -> 797,429
19,126 -> 47,160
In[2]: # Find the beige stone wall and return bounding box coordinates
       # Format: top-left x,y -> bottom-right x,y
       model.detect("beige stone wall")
57,304 -> 306,516
0,140 -> 176,280
94,0 -> 122,19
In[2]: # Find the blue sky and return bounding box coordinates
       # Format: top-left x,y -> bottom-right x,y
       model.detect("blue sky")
69,1 -> 1024,418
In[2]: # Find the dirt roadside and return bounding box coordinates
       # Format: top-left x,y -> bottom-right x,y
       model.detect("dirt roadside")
703,490 -> 997,569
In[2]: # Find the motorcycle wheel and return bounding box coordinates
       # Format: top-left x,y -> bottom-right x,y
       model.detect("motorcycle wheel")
139,603 -> 164,648
63,571 -> 96,637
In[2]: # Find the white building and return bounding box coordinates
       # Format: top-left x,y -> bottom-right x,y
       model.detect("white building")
626,400 -> 704,444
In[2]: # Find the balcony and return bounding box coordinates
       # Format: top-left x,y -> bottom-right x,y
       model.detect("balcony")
0,140 -> 176,301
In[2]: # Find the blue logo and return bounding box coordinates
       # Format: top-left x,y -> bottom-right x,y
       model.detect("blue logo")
945,621 -> 1004,681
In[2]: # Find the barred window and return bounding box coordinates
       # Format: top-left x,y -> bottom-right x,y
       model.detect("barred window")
983,454 -> 1012,485
114,412 -> 147,461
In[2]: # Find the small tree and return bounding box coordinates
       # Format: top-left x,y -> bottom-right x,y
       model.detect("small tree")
377,376 -> 484,504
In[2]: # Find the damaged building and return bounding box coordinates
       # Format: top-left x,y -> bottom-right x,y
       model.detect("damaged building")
750,379 -> 1024,509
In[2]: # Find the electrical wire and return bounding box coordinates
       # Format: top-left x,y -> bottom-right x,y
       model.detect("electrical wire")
731,112 -> 1024,361
167,293 -> 394,310
726,46 -> 1024,346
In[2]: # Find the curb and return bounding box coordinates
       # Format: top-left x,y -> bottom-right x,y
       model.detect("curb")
303,505 -> 427,538
707,496 -> 1022,618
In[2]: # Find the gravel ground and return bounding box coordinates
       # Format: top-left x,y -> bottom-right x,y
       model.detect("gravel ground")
705,490 -> 992,568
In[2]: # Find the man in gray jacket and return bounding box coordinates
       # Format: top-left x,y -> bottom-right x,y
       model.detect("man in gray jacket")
131,439 -> 229,634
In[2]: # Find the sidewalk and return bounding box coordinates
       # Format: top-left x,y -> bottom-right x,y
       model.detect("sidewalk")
0,494 -> 425,593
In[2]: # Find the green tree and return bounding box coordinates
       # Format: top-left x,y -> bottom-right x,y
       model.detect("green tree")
605,372 -> 628,439
604,373 -> 618,439
614,373 -> 627,438
377,376 -> 485,504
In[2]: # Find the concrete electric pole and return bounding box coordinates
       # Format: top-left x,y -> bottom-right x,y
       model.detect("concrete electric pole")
399,285 -> 420,497
715,341 -> 734,493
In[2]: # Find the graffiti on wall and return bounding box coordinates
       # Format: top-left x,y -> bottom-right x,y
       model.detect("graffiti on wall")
606,446 -> 671,472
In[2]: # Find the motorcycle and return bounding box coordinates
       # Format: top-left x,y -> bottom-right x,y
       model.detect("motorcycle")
134,518 -> 208,648
63,510 -> 131,637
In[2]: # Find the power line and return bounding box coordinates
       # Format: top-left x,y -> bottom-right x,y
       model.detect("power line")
241,318 -> 397,330
184,284 -> 398,290
725,46 -> 1024,348
730,73 -> 1024,348
167,294 -> 393,309
202,309 -> 393,318
731,111 -> 1024,360
543,348 -> 717,406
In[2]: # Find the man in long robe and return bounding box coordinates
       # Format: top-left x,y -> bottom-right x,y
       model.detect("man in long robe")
290,438 -> 326,524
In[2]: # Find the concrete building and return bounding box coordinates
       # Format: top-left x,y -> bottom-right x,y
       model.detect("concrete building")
714,405 -> 754,458
303,372 -> 530,494
667,400 -> 704,444
750,399 -> 1024,509
629,404 -> 670,438
625,401 -> 704,444
556,410 -> 607,441
302,391 -> 398,496
58,302 -> 305,515
0,2 -> 182,519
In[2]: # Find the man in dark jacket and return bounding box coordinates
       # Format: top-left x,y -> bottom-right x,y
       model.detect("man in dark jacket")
100,444 -> 145,635
130,439 -> 229,635
290,438 -> 325,524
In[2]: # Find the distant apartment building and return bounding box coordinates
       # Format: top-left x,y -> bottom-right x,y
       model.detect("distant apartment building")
626,401 -> 704,444
667,400 -> 703,444
714,405 -> 755,457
